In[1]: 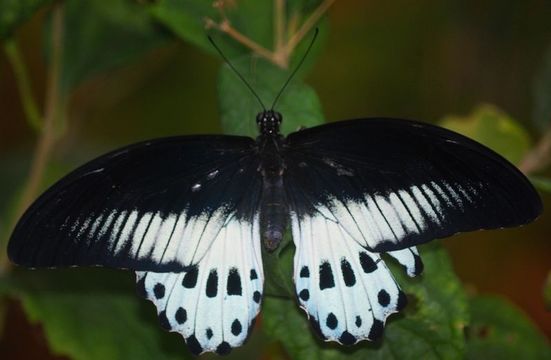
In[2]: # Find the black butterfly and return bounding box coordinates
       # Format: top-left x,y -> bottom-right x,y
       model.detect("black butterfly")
7,33 -> 542,356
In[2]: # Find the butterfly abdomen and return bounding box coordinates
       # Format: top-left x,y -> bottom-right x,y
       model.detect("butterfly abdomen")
259,176 -> 288,251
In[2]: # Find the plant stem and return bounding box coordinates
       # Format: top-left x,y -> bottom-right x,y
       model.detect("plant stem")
285,0 -> 336,55
3,39 -> 42,131
519,125 -> 551,174
274,0 -> 285,52
0,3 -> 65,274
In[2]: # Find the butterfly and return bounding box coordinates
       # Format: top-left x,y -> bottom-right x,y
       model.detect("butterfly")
7,111 -> 542,355
7,30 -> 543,356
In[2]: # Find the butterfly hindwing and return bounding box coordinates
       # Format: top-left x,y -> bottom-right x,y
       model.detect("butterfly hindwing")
8,135 -> 262,272
136,214 -> 264,355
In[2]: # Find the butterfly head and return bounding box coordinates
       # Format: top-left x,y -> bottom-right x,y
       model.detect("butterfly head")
256,110 -> 282,135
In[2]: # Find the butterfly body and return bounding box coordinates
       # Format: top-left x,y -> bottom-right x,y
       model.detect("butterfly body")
256,110 -> 288,251
8,114 -> 542,355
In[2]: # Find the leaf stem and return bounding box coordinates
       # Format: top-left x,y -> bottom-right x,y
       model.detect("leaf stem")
0,3 -> 65,274
274,0 -> 285,52
3,39 -> 42,131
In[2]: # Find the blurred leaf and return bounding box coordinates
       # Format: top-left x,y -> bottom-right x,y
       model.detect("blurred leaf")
439,104 -> 532,165
530,175 -> 551,193
51,0 -> 168,96
263,244 -> 468,359
0,269 -> 190,360
218,56 -> 325,137
533,45 -> 551,130
465,296 -> 551,359
0,0 -> 52,39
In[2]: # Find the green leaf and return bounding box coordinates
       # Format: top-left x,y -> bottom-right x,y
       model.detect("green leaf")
439,104 -> 532,165
51,0 -> 168,96
263,244 -> 468,359
465,296 -> 551,359
530,175 -> 551,193
0,269 -> 191,360
0,0 -> 52,39
533,45 -> 551,130
218,56 -> 325,137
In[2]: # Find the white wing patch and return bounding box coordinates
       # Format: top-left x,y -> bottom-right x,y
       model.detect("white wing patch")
136,214 -> 263,355
291,209 -> 423,344
318,181 -> 479,250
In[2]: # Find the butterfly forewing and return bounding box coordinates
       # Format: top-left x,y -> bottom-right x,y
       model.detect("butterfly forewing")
8,135 -> 263,272
284,118 -> 542,253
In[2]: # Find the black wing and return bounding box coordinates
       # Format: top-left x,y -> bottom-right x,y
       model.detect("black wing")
9,135 -> 262,271
283,118 -> 542,253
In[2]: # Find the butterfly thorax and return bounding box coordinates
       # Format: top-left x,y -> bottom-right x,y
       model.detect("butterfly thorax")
256,111 -> 288,251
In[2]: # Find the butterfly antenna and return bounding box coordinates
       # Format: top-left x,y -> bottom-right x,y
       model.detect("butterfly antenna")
270,28 -> 319,110
207,35 -> 267,111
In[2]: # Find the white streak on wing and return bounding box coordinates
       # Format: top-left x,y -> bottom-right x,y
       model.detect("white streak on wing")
160,211 -> 187,263
98,211 -> 116,238
410,186 -> 439,223
110,210 -> 128,247
150,214 -> 178,263
75,217 -> 92,239
365,196 -> 395,246
137,214 -> 163,258
328,199 -> 369,247
431,181 -> 451,206
88,213 -> 104,237
442,180 -> 463,208
421,184 -> 442,214
388,192 -> 418,233
114,210 -> 138,254
130,212 -> 153,256
398,190 -> 426,230
373,195 -> 405,240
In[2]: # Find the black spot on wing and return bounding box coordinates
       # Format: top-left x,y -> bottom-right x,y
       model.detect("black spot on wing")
158,311 -> 171,330
186,334 -> 203,356
299,289 -> 310,301
227,268 -> 242,295
216,341 -> 232,355
250,269 -> 258,280
136,276 -> 147,298
182,266 -> 198,288
340,259 -> 356,287
206,328 -> 213,339
253,291 -> 262,303
369,319 -> 384,340
378,289 -> 390,307
413,253 -> 424,275
153,283 -> 165,299
397,291 -> 408,311
319,261 -> 335,290
355,316 -> 362,327
300,266 -> 310,278
326,313 -> 338,330
175,307 -> 187,324
231,319 -> 242,336
339,331 -> 357,346
359,252 -> 377,273
206,269 -> 218,298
